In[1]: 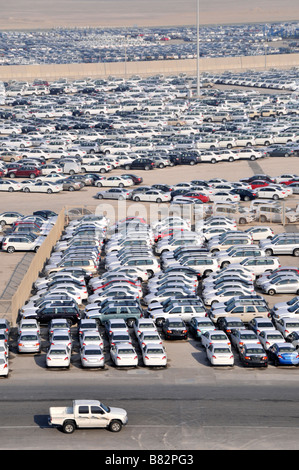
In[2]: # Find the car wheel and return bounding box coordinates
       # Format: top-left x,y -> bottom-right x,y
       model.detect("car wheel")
250,155 -> 256,160
118,183 -> 124,188
239,218 -> 246,224
100,168 -> 106,174
10,158 -> 15,162
9,173 -> 15,178
124,165 -> 130,170
0,220 -> 5,226
7,246 -> 15,253
211,158 -> 216,164
244,196 -> 250,201
272,194 -> 279,200
69,170 -> 75,175
189,160 -> 195,165
265,249 -> 273,256
34,246 -> 40,252
144,165 -> 150,170
97,194 -> 103,199
267,289 -> 276,296
156,198 -> 162,203
68,186 -> 75,191
221,261 -> 230,268
109,420 -> 122,433
260,215 -> 267,223
29,174 -> 36,179
156,318 -> 164,327
293,249 -> 299,257
228,157 -> 234,162
47,188 -> 53,194
23,187 -> 30,193
8,187 -> 14,192
133,196 -> 140,202
62,420 -> 76,434
97,182 -> 102,187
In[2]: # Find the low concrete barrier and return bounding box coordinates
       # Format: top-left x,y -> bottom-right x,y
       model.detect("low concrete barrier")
0,53 -> 298,81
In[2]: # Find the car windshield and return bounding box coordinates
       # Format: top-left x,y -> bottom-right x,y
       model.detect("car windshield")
240,333 -> 257,339
118,348 -> 135,354
21,335 -> 38,340
0,358 -> 7,365
280,347 -> 295,353
198,322 -> 213,327
212,334 -> 227,340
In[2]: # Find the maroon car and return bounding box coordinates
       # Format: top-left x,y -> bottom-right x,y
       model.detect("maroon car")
6,165 -> 42,179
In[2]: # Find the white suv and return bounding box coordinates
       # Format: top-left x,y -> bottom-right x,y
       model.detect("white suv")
2,234 -> 43,253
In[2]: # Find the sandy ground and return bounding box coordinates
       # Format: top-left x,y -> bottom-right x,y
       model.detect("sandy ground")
0,0 -> 298,30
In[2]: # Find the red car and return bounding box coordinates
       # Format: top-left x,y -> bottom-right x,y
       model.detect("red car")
6,165 -> 41,179
250,180 -> 270,189
183,192 -> 210,203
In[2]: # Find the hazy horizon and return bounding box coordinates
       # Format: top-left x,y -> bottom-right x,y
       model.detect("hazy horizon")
0,0 -> 298,30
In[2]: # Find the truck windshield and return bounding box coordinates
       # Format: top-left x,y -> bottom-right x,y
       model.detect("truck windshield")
100,403 -> 110,413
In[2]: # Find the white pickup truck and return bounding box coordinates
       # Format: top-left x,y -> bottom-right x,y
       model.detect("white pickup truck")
48,400 -> 128,433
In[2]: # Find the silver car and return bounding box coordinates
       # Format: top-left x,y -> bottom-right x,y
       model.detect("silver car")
261,277 -> 299,296
18,332 -> 41,353
80,345 -> 105,368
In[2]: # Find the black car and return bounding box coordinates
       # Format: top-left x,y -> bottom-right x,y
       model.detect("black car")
34,305 -> 81,325
239,345 -> 268,367
161,318 -> 188,340
230,188 -> 257,201
151,184 -> 174,192
217,317 -> 245,336
124,158 -> 156,170
33,210 -> 57,219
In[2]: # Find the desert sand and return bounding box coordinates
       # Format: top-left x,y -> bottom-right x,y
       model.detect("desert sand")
0,0 -> 298,30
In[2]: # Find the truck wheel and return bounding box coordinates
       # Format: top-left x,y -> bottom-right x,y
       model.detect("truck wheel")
62,420 -> 76,434
109,420 -> 122,432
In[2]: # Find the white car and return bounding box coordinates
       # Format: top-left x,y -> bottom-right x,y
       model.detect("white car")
0,180 -> 22,192
132,190 -> 172,203
133,318 -> 157,337
110,342 -> 138,367
22,181 -> 63,193
80,345 -> 105,368
96,176 -> 134,187
141,344 -> 167,367
2,234 -> 43,253
275,317 -> 299,339
256,186 -> 288,200
0,211 -> 23,226
49,329 -> 72,350
17,332 -> 41,353
206,343 -> 234,366
258,330 -> 285,350
17,319 -> 40,336
209,191 -> 240,203
230,329 -> 261,352
0,353 -> 8,377
203,287 -> 255,307
46,345 -> 71,368
201,330 -> 231,349
138,330 -> 163,349
245,226 -> 274,241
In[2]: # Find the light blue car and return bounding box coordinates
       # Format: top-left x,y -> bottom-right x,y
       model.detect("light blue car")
189,316 -> 215,340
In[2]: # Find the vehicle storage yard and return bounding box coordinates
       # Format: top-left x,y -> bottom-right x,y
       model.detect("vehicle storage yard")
0,71 -> 299,449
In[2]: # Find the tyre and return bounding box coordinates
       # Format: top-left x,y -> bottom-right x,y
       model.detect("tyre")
293,249 -> 299,257
47,188 -> 53,194
9,173 -> 15,178
156,198 -> 162,203
239,218 -> 246,224
250,155 -> 256,161
34,246 -> 40,252
8,187 -> 14,192
244,196 -> 250,201
265,249 -> 273,256
109,420 -> 122,433
221,261 -> 230,268
29,174 -> 36,179
0,220 -> 5,226
97,182 -> 102,187
68,186 -> 75,191
62,420 -> 76,434
156,318 -> 164,327
267,289 -> 276,296
189,160 -> 195,165
69,170 -> 75,175
124,165 -> 130,170
7,246 -> 15,253
118,183 -> 124,188
133,196 -> 140,202
23,187 -> 30,193
100,168 -> 106,174
272,194 -> 279,200
228,157 -> 234,162
97,194 -> 103,199
144,165 -> 150,171
126,318 -> 135,328
211,158 -> 216,164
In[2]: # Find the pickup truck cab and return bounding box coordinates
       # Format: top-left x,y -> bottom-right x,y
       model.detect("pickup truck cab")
49,399 -> 128,433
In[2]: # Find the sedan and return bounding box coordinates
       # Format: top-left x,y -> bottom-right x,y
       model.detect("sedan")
206,343 -> 234,366
258,330 -> 284,350
80,345 -> 105,368
161,318 -> 189,340
17,332 -> 41,353
96,188 -> 132,200
189,316 -> 216,339
210,191 -> 240,203
0,180 -> 22,192
201,330 -> 231,349
96,176 -> 134,187
268,342 -> 299,366
132,190 -> 171,203
110,342 -> 138,367
0,355 -> 8,377
239,344 -> 268,367
230,329 -> 260,352
22,181 -> 62,193
46,345 -> 71,368
141,344 -> 167,367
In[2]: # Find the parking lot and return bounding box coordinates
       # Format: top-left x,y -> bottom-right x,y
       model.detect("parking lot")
0,72 -> 299,449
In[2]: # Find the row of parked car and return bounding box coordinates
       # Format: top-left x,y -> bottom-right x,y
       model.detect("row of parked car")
0,72 -> 298,196
1,210 -> 297,375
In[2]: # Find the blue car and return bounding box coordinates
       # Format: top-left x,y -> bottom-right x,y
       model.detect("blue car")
268,342 -> 299,366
